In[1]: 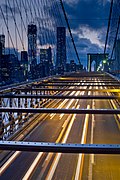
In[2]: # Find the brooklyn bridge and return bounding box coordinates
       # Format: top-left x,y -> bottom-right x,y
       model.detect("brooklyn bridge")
0,0 -> 120,179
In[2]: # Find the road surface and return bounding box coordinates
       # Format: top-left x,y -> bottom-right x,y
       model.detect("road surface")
0,74 -> 120,180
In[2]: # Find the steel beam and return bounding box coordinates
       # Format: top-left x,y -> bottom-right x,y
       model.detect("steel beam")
0,141 -> 120,154
0,108 -> 120,114
34,84 -> 120,87
44,81 -> 119,84
14,88 -> 120,92
0,95 -> 119,100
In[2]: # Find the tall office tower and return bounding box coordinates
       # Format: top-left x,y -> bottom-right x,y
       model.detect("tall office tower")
28,24 -> 37,71
21,51 -> 28,79
115,39 -> 120,72
40,47 -> 53,76
0,42 -> 2,82
0,42 -> 2,57
0,34 -> 5,55
56,27 -> 66,74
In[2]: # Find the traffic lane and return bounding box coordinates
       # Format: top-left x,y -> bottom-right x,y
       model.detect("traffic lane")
44,100 -> 89,180
82,90 -> 120,179
1,117 -> 65,180
45,89 -> 92,179
93,96 -> 120,144
1,114 -> 69,178
41,101 -> 89,179
83,95 -> 120,179
0,88 -> 75,162
22,94 -> 85,179
92,98 -> 120,180
0,96 -> 70,164
52,114 -> 86,180
1,94 -> 80,179
0,89 -> 71,163
30,89 -> 90,179
31,112 -> 86,180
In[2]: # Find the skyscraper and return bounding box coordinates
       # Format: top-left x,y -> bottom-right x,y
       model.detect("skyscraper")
0,42 -> 2,57
28,24 -> 37,71
40,47 -> 53,76
21,51 -> 28,79
56,27 -> 66,74
0,34 -> 5,55
40,47 -> 52,64
0,42 -> 2,82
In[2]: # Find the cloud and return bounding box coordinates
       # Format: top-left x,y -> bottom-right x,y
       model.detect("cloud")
72,25 -> 106,48
63,0 -> 79,6
64,0 -> 110,7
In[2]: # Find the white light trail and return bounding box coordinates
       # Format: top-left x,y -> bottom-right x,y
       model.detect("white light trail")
46,104 -> 80,180
22,152 -> 43,180
0,151 -> 21,174
75,104 -> 90,180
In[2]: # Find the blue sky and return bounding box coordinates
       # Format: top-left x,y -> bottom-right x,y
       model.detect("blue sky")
63,0 -> 110,66
0,0 -> 111,67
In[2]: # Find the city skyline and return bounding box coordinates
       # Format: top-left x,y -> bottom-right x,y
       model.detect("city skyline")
0,0 -> 113,68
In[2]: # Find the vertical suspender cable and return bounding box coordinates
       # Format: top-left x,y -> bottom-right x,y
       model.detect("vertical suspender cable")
13,0 -> 18,50
5,0 -> 10,54
59,0 -> 82,67
0,5 -> 17,56
104,0 -> 114,55
110,16 -> 120,59
7,0 -> 25,50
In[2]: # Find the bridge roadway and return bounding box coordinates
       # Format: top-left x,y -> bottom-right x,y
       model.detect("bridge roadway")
0,72 -> 120,180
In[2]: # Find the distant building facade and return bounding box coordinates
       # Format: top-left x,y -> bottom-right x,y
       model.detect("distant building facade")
1,54 -> 24,85
0,34 -> 5,55
56,27 -> 66,74
28,24 -> 37,71
0,42 -> 2,57
21,51 -> 28,79
40,47 -> 53,76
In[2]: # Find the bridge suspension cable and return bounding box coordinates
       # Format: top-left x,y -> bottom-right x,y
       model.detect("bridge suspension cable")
0,0 -> 83,67
104,0 -> 113,55
0,4 -> 17,55
105,0 -> 120,59
59,0 -> 82,66
110,16 -> 120,59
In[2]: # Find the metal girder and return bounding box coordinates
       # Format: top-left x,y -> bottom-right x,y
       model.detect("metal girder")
35,84 -> 120,87
0,141 -> 120,154
43,81 -> 119,84
14,88 -> 120,92
0,95 -> 119,100
0,108 -> 120,114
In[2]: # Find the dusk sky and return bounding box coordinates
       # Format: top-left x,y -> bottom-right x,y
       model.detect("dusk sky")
63,0 -> 110,66
0,0 -> 111,67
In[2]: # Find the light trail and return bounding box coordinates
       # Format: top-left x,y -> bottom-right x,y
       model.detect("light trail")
0,151 -> 21,174
22,90 -> 81,179
74,104 -> 90,180
46,104 -> 80,180
0,92 -> 70,175
22,152 -> 43,180
50,91 -> 76,119
59,91 -> 78,119
1,78 -> 119,179
88,99 -> 95,180
107,91 -> 120,130
75,88 -> 91,180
